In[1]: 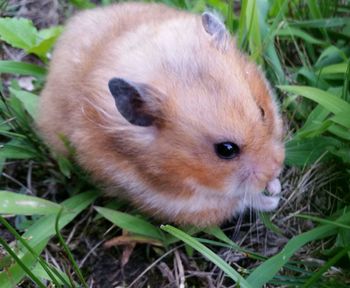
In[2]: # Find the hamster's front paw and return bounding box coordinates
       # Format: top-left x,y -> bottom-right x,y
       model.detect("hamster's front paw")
266,178 -> 282,196
253,194 -> 280,211
251,178 -> 282,211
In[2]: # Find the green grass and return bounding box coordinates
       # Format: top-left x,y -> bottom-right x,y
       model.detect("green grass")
1,0 -> 350,287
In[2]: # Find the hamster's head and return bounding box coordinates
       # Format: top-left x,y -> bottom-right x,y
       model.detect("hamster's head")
106,12 -> 284,226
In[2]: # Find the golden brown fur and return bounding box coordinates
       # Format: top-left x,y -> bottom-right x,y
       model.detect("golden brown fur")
38,3 -> 284,226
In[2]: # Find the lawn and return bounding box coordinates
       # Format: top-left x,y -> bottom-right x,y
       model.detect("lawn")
0,0 -> 349,287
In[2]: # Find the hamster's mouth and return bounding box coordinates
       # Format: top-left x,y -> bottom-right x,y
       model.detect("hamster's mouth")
264,178 -> 281,196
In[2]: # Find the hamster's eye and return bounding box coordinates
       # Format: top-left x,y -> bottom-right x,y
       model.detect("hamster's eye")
214,142 -> 240,160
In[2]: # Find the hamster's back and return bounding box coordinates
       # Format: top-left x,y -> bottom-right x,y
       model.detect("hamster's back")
38,3 -> 184,152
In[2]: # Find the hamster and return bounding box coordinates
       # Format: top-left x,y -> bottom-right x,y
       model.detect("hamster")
37,2 -> 285,227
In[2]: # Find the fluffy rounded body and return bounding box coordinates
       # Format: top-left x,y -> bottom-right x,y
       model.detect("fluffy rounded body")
38,3 -> 285,226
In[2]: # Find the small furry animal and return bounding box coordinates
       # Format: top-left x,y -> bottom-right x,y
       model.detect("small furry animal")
38,3 -> 285,226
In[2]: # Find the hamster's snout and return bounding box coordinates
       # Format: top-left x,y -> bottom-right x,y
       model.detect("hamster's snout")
242,145 -> 284,196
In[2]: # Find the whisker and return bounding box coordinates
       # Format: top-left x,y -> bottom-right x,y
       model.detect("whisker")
255,210 -> 260,247
232,210 -> 243,241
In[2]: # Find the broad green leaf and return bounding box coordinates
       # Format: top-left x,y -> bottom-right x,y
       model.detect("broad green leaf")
0,239 -> 48,288
9,88 -> 38,119
295,67 -> 328,88
278,85 -> 350,115
0,192 -> 97,287
0,254 -> 12,270
330,112 -> 350,128
290,18 -> 349,29
305,0 -> 329,41
0,18 -> 62,59
31,263 -> 72,286
0,216 -> 67,287
328,124 -> 350,140
319,62 -> 349,75
244,0 -> 264,64
306,0 -> 323,19
0,61 -> 46,78
95,206 -> 164,241
0,191 -> 61,215
247,228 -> 331,287
315,46 -> 347,68
28,26 -> 63,58
69,0 -> 96,9
331,147 -> 350,164
207,0 -> 230,17
3,96 -> 28,125
57,155 -> 72,178
285,136 -> 341,166
297,119 -> 332,139
0,142 -> 38,160
161,225 -> 253,288
21,191 -> 98,249
0,17 -> 37,50
299,105 -> 330,134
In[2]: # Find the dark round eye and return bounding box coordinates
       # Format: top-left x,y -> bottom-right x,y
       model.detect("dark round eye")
214,142 -> 240,160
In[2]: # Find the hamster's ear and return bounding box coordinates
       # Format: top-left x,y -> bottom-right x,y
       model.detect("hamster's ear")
108,78 -> 157,127
201,11 -> 229,50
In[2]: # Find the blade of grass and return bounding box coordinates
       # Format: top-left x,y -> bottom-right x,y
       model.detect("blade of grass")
276,26 -> 325,45
306,0 -> 330,42
55,208 -> 88,288
245,0 -> 263,63
285,136 -> 340,166
0,17 -> 37,50
161,224 -> 253,288
0,143 -> 38,160
21,191 -> 98,249
0,237 -> 45,288
289,18 -> 349,29
0,61 -> 46,78
302,245 -> 350,288
0,192 -> 97,287
278,85 -> 350,115
247,225 -> 335,287
258,212 -> 284,236
204,226 -> 240,249
0,239 -> 48,288
9,88 -> 38,119
296,214 -> 350,230
31,263 -> 72,286
342,59 -> 350,102
318,62 -> 349,75
0,216 -> 68,287
94,206 -> 164,241
246,211 -> 350,287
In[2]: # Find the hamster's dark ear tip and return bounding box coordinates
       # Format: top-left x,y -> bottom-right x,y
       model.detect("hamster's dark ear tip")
201,11 -> 229,51
201,11 -> 225,36
107,77 -> 155,127
108,77 -> 128,96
